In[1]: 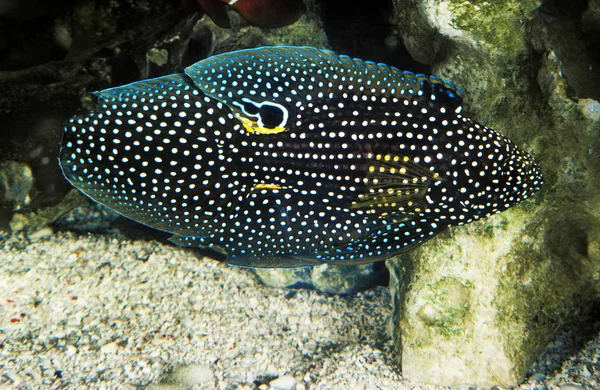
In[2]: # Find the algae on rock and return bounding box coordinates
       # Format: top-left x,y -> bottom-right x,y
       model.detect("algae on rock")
390,0 -> 600,387
389,206 -> 541,387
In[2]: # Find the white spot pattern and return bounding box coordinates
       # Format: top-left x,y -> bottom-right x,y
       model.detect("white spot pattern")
59,47 -> 544,268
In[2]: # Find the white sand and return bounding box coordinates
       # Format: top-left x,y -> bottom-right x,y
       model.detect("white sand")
0,231 -> 597,389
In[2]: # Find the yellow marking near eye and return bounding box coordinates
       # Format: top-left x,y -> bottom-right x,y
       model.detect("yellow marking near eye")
238,116 -> 287,135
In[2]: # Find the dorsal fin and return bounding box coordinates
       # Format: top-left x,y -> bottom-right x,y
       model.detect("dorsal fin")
184,46 -> 465,134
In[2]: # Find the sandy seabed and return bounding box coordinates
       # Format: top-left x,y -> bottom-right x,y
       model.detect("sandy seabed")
0,231 -> 598,389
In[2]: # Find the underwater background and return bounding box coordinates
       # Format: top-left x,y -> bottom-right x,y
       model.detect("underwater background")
0,0 -> 599,388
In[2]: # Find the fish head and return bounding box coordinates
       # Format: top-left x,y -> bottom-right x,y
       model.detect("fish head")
428,127 -> 544,226
495,140 -> 544,207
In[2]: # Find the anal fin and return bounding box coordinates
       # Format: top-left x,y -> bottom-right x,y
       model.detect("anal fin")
168,234 -> 229,261
227,254 -> 320,268
312,217 -> 442,265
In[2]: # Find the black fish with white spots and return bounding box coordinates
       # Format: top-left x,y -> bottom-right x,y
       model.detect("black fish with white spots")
59,46 -> 544,268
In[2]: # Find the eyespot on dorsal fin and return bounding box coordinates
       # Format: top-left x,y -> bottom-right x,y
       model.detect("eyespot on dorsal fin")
352,154 -> 442,216
184,46 -> 467,135
414,73 -> 464,114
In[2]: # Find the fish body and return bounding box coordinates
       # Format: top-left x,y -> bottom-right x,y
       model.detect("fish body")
59,46 -> 544,268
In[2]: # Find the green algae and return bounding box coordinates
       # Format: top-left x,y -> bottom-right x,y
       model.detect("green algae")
449,0 -> 541,59
420,277 -> 473,338
495,234 -> 596,377
389,0 -> 600,386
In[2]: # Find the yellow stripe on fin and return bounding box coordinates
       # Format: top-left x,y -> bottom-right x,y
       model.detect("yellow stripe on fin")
352,154 -> 441,214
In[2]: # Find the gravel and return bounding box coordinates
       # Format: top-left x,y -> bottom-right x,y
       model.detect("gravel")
0,231 -> 598,389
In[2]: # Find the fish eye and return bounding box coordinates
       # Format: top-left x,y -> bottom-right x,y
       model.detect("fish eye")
233,98 -> 289,130
259,104 -> 286,128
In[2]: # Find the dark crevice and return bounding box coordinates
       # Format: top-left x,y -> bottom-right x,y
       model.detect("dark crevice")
526,299 -> 600,381
0,0 -> 79,70
320,0 -> 430,75
529,0 -> 600,100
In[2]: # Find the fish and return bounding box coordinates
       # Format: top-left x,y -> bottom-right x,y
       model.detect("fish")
59,46 -> 544,268
183,0 -> 306,29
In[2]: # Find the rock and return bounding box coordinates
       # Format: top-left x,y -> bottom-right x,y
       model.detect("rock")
255,267 -> 313,290
100,341 -> 118,354
389,206 -> 548,388
169,364 -> 214,386
146,48 -> 169,67
0,161 -> 33,210
311,263 -> 385,295
389,0 -> 600,388
527,372 -> 546,383
269,375 -> 297,390
10,190 -> 88,234
529,0 -> 600,100
27,226 -> 54,242
256,263 -> 386,295
579,98 -> 600,122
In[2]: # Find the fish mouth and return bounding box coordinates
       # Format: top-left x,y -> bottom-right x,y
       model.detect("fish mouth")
519,158 -> 544,199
